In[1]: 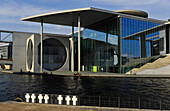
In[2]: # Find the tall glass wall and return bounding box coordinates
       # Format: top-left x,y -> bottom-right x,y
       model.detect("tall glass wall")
73,17 -> 163,73
121,17 -> 161,73
74,17 -> 120,73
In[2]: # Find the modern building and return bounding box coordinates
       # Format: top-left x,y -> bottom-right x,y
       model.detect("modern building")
14,7 -> 170,74
11,32 -> 69,72
0,41 -> 12,59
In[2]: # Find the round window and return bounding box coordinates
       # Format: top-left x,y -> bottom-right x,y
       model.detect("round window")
27,39 -> 33,70
38,38 -> 67,71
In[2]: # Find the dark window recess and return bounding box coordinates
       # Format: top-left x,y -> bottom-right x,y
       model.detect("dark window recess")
159,38 -> 164,51
27,40 -> 33,70
38,38 -> 67,71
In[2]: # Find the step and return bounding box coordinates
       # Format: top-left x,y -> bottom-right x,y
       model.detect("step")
126,56 -> 170,74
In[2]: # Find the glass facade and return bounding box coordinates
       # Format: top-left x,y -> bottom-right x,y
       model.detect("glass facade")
121,17 -> 161,73
73,16 -> 163,73
74,17 -> 120,73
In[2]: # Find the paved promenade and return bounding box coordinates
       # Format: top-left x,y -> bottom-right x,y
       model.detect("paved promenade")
1,70 -> 170,78
0,101 -> 163,111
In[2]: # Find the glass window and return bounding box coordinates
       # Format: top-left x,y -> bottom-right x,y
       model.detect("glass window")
74,17 -> 120,73
121,17 -> 160,73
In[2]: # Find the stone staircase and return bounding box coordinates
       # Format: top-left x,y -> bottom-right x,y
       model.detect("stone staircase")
126,55 -> 170,74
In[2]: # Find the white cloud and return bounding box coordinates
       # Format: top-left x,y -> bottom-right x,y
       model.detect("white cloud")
0,17 -> 18,24
0,1 -> 56,25
92,0 -> 159,5
0,1 -> 54,17
44,24 -> 72,34
0,1 -> 72,34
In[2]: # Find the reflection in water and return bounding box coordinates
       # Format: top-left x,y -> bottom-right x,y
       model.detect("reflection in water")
0,73 -> 169,102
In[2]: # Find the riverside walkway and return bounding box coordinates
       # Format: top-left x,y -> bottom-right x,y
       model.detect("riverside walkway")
1,70 -> 170,78
0,101 -> 163,111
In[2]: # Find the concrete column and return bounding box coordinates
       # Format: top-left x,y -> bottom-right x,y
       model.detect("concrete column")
140,34 -> 146,58
159,30 -> 166,56
150,41 -> 153,56
78,16 -> 81,72
71,22 -> 74,72
40,20 -> 43,73
105,28 -> 109,72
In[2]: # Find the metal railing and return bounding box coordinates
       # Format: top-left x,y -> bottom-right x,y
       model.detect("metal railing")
79,95 -> 169,110
79,95 -> 165,110
20,93 -> 170,110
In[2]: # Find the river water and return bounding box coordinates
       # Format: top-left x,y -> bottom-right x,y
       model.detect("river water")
0,72 -> 170,102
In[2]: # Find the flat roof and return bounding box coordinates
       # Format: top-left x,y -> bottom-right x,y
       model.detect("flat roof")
22,7 -> 119,27
0,30 -> 70,38
21,7 -> 165,28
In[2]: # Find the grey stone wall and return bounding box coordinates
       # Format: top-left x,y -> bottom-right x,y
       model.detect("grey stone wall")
12,32 -> 33,72
159,30 -> 166,56
13,32 -> 70,73
168,26 -> 170,53
33,34 -> 70,72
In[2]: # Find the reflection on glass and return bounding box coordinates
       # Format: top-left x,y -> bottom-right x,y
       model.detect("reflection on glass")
73,17 -> 162,74
121,17 -> 161,73
74,18 -> 120,73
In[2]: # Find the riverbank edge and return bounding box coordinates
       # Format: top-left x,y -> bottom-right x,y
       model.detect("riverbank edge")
1,70 -> 170,78
0,101 -> 164,111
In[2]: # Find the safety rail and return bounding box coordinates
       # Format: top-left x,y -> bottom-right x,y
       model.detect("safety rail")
21,93 -> 170,110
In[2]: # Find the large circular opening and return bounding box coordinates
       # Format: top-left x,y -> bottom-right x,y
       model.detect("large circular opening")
27,39 -> 33,70
38,38 -> 67,71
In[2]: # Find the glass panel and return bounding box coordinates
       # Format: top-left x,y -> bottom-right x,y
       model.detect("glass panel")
121,17 -> 160,73
74,17 -> 120,73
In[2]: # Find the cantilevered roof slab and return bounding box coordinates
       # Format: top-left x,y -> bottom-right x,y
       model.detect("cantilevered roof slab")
21,7 -> 119,27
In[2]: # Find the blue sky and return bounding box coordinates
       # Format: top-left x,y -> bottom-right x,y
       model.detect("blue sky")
0,0 -> 170,35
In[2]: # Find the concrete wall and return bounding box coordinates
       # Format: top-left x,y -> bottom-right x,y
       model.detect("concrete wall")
168,26 -> 170,53
33,34 -> 40,72
140,35 -> 146,58
33,34 -> 70,72
159,30 -> 166,56
13,32 -> 70,73
13,32 -> 33,72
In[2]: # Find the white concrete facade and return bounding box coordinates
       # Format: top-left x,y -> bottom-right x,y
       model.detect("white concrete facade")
13,32 -> 70,73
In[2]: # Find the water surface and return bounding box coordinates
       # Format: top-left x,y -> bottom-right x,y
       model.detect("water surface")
0,73 -> 169,102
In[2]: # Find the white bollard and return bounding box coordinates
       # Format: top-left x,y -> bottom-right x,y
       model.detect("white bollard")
25,93 -> 30,103
72,96 -> 77,106
57,95 -> 63,105
38,94 -> 43,103
31,94 -> 36,103
65,96 -> 71,105
44,94 -> 49,104
82,65 -> 84,71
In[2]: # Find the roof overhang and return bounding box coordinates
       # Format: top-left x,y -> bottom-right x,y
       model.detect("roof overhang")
21,7 -> 119,27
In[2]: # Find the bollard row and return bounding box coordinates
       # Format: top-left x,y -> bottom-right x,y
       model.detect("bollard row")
25,93 -> 78,105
